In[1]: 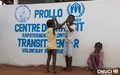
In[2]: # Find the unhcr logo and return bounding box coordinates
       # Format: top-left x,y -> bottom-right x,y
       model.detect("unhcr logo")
67,2 -> 85,17
15,5 -> 31,22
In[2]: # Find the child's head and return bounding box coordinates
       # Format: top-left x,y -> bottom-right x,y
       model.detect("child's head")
94,42 -> 102,53
67,14 -> 75,25
46,19 -> 55,28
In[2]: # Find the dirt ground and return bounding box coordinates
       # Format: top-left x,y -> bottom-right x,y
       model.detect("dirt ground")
0,64 -> 119,75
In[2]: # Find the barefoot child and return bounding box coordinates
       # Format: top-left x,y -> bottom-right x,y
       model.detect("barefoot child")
60,14 -> 75,71
46,18 -> 60,74
87,42 -> 104,72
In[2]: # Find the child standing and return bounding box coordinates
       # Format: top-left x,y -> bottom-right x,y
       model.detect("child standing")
60,14 -> 75,71
87,42 -> 104,72
46,18 -> 59,74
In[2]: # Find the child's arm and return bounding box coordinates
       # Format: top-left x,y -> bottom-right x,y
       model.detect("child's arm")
53,17 -> 67,30
52,18 -> 61,30
53,17 -> 60,28
66,21 -> 74,32
59,20 -> 66,28
53,17 -> 67,29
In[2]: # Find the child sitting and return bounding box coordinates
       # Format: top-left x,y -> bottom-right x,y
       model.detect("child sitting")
87,42 -> 104,72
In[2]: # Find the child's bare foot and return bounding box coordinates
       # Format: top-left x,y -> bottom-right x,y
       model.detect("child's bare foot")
63,67 -> 71,72
46,70 -> 50,73
66,68 -> 71,72
87,67 -> 94,71
52,71 -> 56,74
63,67 -> 68,71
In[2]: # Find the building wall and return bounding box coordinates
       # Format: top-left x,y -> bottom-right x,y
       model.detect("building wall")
0,0 -> 120,68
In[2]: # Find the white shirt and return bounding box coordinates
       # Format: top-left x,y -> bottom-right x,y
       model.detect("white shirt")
62,24 -> 76,42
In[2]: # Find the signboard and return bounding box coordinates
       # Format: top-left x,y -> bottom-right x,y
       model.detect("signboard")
0,1 -> 120,68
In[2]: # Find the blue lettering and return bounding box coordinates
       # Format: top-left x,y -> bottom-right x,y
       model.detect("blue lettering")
56,39 -> 64,48
75,22 -> 84,31
22,48 -> 43,53
34,10 -> 39,18
74,18 -> 84,31
74,39 -> 79,48
15,24 -> 19,32
18,38 -> 47,47
44,9 -> 49,18
56,49 -> 63,54
58,9 -> 62,17
34,9 -> 63,18
42,24 -> 47,32
15,23 -> 40,32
